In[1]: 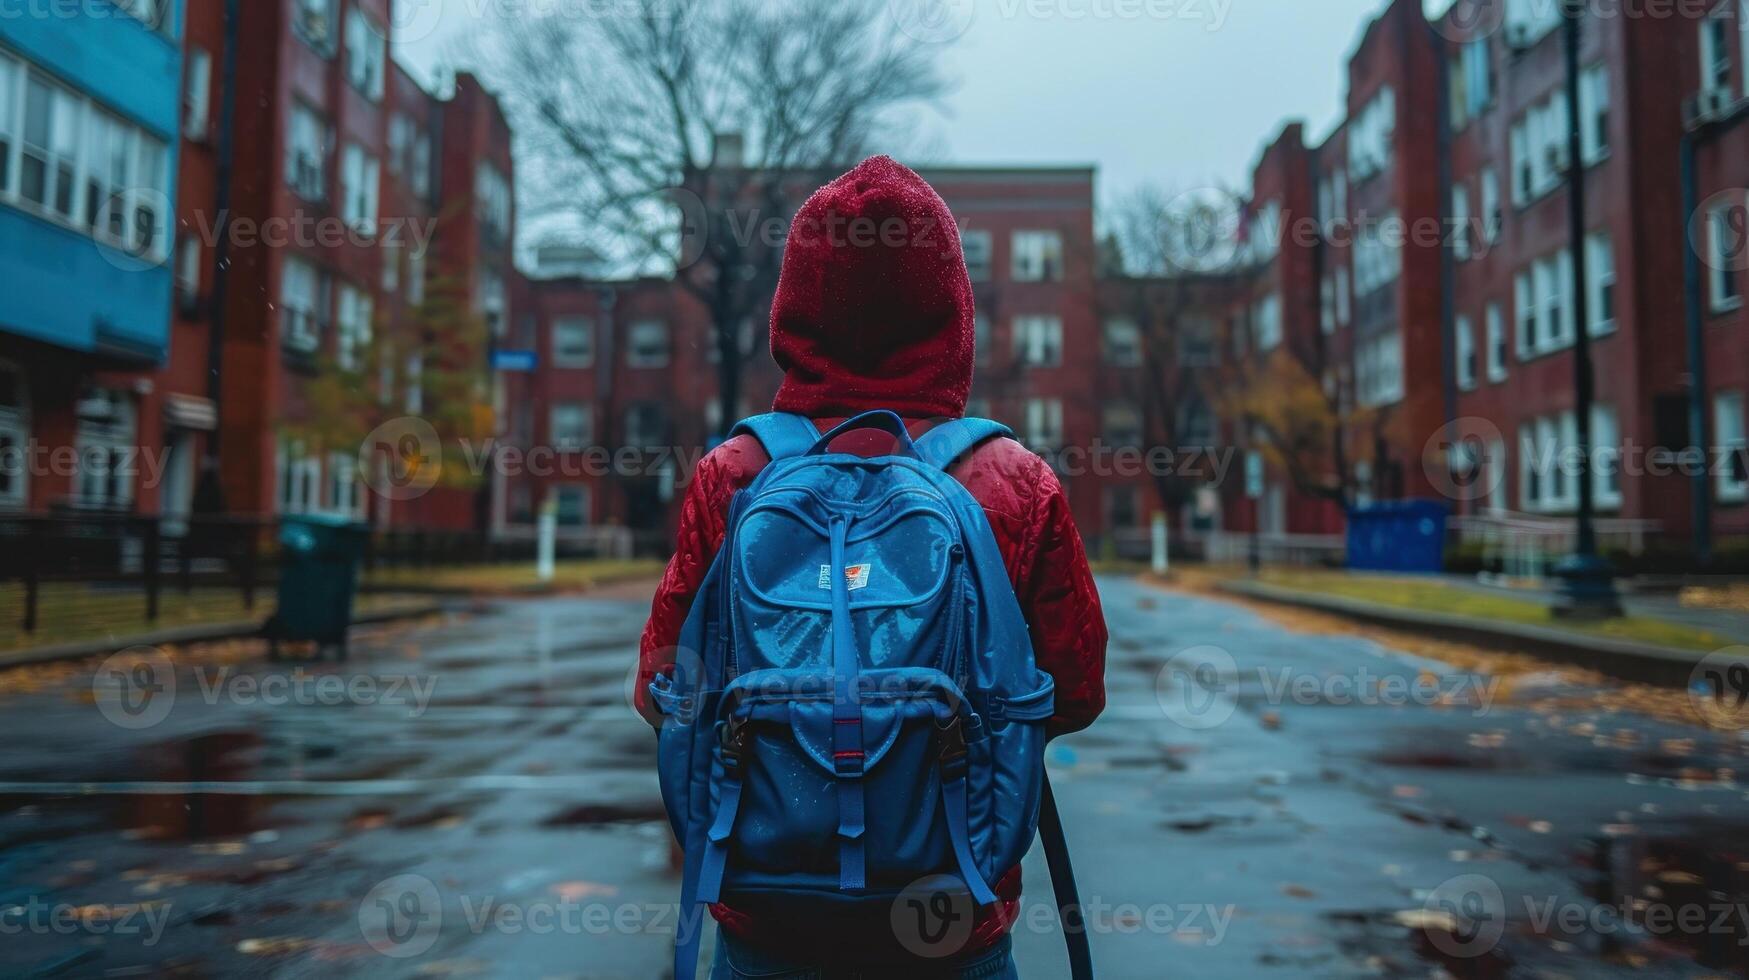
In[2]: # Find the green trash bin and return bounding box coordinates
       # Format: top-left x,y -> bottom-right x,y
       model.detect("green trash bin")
266,514 -> 369,660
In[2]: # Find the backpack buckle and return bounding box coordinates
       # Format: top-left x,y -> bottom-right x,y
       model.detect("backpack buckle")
716,719 -> 749,771
937,716 -> 968,779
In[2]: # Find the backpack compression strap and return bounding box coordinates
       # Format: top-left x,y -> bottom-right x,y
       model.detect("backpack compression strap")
915,417 -> 1013,470
729,413 -> 820,460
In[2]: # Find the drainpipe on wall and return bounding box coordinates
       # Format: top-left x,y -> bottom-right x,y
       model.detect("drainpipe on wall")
1434,21 -> 1458,444
1680,133 -> 1712,566
193,0 -> 240,515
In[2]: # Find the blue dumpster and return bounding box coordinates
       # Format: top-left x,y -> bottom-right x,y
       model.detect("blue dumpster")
1346,500 -> 1449,574
265,514 -> 369,660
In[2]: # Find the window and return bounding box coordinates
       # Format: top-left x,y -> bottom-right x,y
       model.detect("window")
0,363 -> 28,508
1456,315 -> 1477,390
974,313 -> 991,366
1486,304 -> 1508,382
550,403 -> 592,449
114,0 -> 165,28
1248,200 -> 1282,263
1518,425 -> 1540,510
1332,169 -> 1347,221
477,269 -> 506,336
1510,92 -> 1571,205
1348,87 -> 1395,181
403,351 -> 423,413
1519,249 -> 1576,357
1011,231 -> 1063,282
0,53 -> 15,195
1014,316 -> 1063,367
627,319 -> 670,367
21,73 -> 80,220
1516,272 -> 1537,357
336,284 -> 372,370
73,388 -> 137,511
1179,397 -> 1216,446
1480,168 -> 1502,244
1024,398 -> 1064,449
286,103 -> 329,201
1743,0 -> 1749,98
344,8 -> 386,100
555,485 -> 590,527
1462,37 -> 1494,119
1587,233 -> 1616,334
410,132 -> 433,200
381,240 -> 400,294
1179,316 -> 1217,366
1103,403 -> 1142,448
553,316 -> 595,367
1505,0 -> 1562,47
406,247 -> 426,306
1335,267 -> 1351,325
1580,65 -> 1610,164
962,230 -> 992,281
1320,276 -> 1336,334
1355,212 -> 1402,296
295,0 -> 338,55
328,452 -> 363,517
624,402 -> 667,448
340,143 -> 379,235
1356,330 -> 1404,407
1702,10 -> 1734,93
184,46 -> 212,140
476,163 -> 511,246
1718,391 -> 1748,502
1103,317 -> 1141,366
387,113 -> 412,177
1708,197 -> 1746,311
1452,182 -> 1472,261
280,257 -> 325,352
1252,293 -> 1282,350
176,235 -> 201,305
1593,404 -> 1622,509
1107,486 -> 1140,530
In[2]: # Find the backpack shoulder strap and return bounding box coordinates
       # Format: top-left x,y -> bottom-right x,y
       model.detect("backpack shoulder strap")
1041,771 -> 1094,980
914,417 -> 1013,471
728,412 -> 820,461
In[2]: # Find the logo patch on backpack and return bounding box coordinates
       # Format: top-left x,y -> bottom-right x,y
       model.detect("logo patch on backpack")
817,563 -> 872,592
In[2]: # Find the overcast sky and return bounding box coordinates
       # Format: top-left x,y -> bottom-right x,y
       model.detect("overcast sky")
392,0 -> 1422,213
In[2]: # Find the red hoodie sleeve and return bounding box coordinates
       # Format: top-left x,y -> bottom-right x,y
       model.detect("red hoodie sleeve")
635,452 -> 738,728
1016,466 -> 1108,738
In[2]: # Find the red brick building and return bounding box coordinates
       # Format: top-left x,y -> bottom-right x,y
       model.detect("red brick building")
1433,0 -> 1742,557
209,0 -> 511,528
1681,1 -> 1749,543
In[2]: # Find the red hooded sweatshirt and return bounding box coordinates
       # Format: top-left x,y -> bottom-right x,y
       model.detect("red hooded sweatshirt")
637,155 -> 1108,957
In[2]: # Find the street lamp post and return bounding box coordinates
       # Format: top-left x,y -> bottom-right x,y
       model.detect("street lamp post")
1552,0 -> 1622,617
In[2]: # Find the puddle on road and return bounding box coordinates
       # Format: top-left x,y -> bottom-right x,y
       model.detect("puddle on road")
1583,826 -> 1749,971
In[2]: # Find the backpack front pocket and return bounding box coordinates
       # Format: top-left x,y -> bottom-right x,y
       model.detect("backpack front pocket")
705,668 -> 987,898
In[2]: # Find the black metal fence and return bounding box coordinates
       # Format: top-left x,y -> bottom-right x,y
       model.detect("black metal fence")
0,514 -> 636,643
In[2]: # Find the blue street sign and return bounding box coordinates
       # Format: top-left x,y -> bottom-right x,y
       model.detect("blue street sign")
492,350 -> 538,372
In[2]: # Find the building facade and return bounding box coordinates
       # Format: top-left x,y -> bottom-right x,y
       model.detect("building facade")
212,0 -> 510,529
0,0 -> 186,514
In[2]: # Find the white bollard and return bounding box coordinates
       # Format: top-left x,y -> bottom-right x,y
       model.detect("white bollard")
1151,512 -> 1169,576
536,498 -> 557,584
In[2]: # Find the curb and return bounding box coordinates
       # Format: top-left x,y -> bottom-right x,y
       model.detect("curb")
0,600 -> 455,671
1213,579 -> 1705,688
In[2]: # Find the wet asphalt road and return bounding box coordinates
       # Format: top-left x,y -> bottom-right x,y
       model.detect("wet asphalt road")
2,576 -> 1748,978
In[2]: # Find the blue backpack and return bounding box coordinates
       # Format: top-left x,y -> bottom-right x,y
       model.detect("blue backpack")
650,411 -> 1093,979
